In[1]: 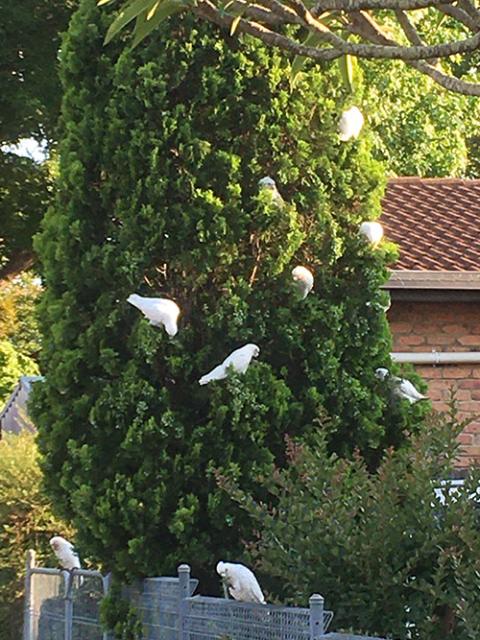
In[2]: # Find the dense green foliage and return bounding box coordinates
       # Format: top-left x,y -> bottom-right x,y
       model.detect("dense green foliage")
0,432 -> 73,640
0,274 -> 41,403
222,405 -> 480,639
32,0 -> 431,589
0,0 -> 72,281
0,0 -> 72,143
363,59 -> 480,177
0,153 -> 53,279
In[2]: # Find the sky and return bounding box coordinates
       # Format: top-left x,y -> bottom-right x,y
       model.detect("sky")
1,137 -> 48,163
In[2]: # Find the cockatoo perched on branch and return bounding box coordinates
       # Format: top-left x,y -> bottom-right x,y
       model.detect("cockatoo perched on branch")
292,266 -> 314,299
127,294 -> 180,336
50,536 -> 81,571
199,344 -> 260,385
338,106 -> 364,142
375,368 -> 428,404
216,561 -> 266,604
258,176 -> 284,205
359,221 -> 384,247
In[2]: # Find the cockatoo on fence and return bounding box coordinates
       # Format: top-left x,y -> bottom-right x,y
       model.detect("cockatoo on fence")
375,368 -> 428,404
216,561 -> 266,604
127,294 -> 180,336
199,344 -> 260,385
258,176 -> 284,205
359,221 -> 384,247
338,106 -> 364,142
292,266 -> 314,299
50,536 -> 81,571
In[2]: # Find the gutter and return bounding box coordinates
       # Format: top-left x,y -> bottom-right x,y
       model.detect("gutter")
385,271 -> 480,291
391,351 -> 480,365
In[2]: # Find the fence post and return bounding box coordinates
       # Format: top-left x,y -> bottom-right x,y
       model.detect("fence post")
309,593 -> 325,640
102,573 -> 112,640
23,550 -> 36,640
178,564 -> 191,640
64,572 -> 73,640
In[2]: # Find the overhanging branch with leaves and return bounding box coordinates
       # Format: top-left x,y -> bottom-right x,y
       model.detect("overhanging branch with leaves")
98,0 -> 480,95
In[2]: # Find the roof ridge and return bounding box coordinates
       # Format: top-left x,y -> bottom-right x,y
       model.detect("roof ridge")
387,177 -> 480,184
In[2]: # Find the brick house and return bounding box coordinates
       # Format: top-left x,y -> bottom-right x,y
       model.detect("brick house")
381,177 -> 480,469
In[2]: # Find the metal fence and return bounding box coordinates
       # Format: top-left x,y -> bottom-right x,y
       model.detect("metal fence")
23,551 -> 109,640
23,553 -> 385,640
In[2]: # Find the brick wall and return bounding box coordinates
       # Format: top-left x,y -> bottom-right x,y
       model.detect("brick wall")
388,300 -> 480,469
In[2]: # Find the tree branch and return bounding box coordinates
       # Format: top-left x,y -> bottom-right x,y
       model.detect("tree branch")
394,9 -> 425,45
347,10 -> 480,95
438,3 -> 478,31
458,0 -> 480,26
194,1 -> 341,59
309,0 -> 454,10
0,251 -> 36,285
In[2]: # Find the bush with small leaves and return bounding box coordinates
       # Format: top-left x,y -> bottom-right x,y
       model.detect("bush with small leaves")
220,401 -> 480,639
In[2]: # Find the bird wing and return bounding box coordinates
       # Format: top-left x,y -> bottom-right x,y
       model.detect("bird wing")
224,347 -> 251,373
236,565 -> 265,604
199,363 -> 227,385
399,379 -> 426,401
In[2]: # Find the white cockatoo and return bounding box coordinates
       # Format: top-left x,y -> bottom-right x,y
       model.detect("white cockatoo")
292,266 -> 314,299
216,561 -> 266,604
199,344 -> 260,385
258,176 -> 284,205
338,106 -> 364,142
127,294 -> 180,337
50,536 -> 81,571
375,368 -> 428,404
359,221 -> 384,247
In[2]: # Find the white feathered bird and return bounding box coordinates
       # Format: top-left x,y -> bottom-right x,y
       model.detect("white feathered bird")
292,266 -> 314,299
359,221 -> 384,247
258,176 -> 284,205
375,368 -> 428,404
338,106 -> 364,142
217,561 -> 266,604
199,344 -> 260,385
127,294 -> 180,336
50,536 -> 81,571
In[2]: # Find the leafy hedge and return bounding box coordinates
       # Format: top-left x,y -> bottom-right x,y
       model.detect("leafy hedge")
221,402 -> 480,639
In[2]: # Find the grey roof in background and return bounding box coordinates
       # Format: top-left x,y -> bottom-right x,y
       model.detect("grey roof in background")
0,375 -> 44,436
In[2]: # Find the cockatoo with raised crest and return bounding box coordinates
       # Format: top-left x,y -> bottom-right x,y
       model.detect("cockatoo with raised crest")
216,561 -> 266,604
127,294 -> 180,336
199,344 -> 260,385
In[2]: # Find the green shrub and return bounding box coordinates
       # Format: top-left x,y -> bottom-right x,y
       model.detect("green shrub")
0,432 -> 73,640
221,403 -> 480,639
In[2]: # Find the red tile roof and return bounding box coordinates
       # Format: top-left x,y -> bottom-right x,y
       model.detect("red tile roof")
381,177 -> 480,271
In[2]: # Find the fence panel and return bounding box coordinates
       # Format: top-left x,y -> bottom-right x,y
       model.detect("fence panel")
183,595 -> 334,640
124,573 -> 198,640
25,566 -> 108,640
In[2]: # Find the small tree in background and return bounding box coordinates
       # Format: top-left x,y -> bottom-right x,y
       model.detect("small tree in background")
0,432 -> 73,640
0,273 -> 41,403
220,403 -> 480,639
32,0 -> 428,589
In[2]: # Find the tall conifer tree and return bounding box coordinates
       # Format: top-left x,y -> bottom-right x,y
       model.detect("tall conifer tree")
33,0 -> 426,585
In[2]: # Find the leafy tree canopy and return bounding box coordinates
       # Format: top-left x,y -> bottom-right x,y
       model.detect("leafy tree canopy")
98,0 -> 480,95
